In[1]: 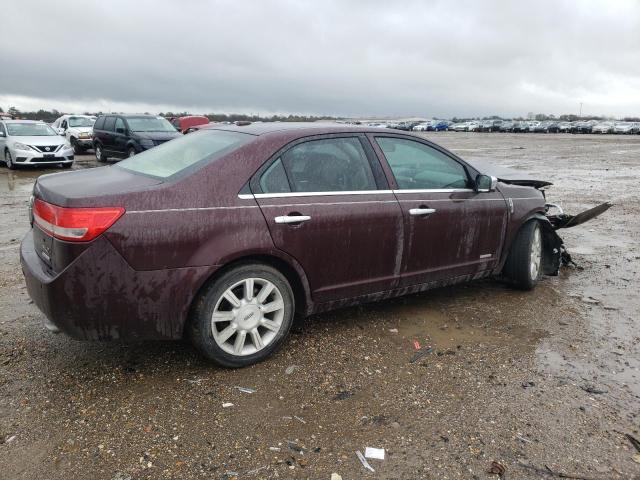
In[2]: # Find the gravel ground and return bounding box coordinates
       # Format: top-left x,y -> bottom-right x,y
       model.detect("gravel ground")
0,132 -> 639,479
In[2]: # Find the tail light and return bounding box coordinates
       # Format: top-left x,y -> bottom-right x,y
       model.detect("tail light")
32,199 -> 125,242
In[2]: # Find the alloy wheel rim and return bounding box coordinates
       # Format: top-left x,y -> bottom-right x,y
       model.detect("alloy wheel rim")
6,151 -> 12,168
529,227 -> 542,280
211,277 -> 285,356
96,146 -> 101,160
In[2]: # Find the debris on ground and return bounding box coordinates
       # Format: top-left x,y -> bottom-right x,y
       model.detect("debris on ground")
487,460 -> 505,477
222,402 -> 234,408
285,365 -> 298,375
3,435 -> 17,444
356,450 -> 375,472
234,386 -> 256,394
521,380 -> 536,388
333,390 -> 354,401
111,473 -> 132,480
388,328 -> 398,333
364,447 -> 385,460
410,345 -> 434,363
294,415 -> 306,424
287,441 -> 305,454
580,385 -> 608,395
330,474 -> 343,480
625,433 -> 640,452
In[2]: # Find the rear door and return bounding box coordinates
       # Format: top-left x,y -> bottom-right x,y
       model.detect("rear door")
113,117 -> 129,155
371,135 -> 507,287
252,134 -> 404,303
101,116 -> 117,154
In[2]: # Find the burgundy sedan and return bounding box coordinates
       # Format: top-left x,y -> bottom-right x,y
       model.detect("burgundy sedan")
21,123 -> 582,367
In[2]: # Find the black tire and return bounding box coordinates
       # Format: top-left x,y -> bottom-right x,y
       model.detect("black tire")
188,263 -> 295,367
5,149 -> 16,170
60,162 -> 72,169
503,220 -> 542,290
71,138 -> 83,155
95,143 -> 107,162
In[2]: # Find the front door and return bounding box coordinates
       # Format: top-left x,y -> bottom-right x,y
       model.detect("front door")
371,135 -> 507,286
252,135 -> 404,303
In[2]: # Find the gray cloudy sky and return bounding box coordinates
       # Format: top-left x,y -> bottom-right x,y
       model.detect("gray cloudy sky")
1,0 -> 639,118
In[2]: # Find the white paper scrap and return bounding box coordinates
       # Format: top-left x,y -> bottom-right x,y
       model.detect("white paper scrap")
364,447 -> 385,460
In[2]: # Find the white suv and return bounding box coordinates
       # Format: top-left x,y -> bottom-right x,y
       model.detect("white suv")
51,114 -> 96,154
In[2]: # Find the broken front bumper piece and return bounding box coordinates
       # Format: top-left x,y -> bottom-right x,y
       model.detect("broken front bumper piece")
541,202 -> 613,275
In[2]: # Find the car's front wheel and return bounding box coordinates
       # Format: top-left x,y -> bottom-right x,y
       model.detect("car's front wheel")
503,220 -> 542,290
70,138 -> 83,155
4,149 -> 16,170
188,264 -> 295,367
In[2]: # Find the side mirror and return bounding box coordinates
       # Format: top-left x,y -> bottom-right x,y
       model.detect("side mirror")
475,174 -> 497,192
57,128 -> 65,135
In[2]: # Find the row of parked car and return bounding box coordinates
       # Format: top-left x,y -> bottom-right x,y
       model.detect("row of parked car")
0,114 -> 212,169
391,119 -> 640,134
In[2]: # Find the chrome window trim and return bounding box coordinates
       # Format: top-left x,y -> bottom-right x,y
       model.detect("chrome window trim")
392,188 -> 474,194
238,188 -> 478,199
239,190 -> 394,199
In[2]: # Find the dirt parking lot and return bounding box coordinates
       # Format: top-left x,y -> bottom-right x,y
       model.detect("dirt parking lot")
1,132 -> 639,479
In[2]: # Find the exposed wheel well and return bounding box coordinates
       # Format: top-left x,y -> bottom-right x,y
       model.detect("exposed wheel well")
184,254 -> 308,337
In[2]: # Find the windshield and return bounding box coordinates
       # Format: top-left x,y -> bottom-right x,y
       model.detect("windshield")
68,117 -> 94,127
6,123 -> 57,136
116,130 -> 253,178
126,117 -> 177,132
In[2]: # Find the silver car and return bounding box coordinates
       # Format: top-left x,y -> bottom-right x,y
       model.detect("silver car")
0,120 -> 74,169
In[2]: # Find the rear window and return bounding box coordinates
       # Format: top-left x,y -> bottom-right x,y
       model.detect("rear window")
116,130 -> 253,179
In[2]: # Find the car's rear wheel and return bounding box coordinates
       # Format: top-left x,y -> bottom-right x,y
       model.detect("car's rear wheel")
4,149 -> 16,170
503,220 -> 542,290
95,144 -> 107,162
188,264 -> 294,367
127,147 -> 136,158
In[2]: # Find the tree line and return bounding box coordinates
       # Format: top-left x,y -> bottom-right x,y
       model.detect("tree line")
2,106 -> 639,123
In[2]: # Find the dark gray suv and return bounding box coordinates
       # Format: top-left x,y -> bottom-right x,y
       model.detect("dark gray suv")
92,114 -> 182,162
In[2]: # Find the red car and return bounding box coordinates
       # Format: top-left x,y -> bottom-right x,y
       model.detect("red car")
21,123 -> 608,367
170,115 -> 210,133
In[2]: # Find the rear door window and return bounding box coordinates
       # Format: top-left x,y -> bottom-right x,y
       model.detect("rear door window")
375,137 -> 471,189
260,158 -> 291,193
94,116 -> 105,130
103,117 -> 116,132
280,137 -> 377,192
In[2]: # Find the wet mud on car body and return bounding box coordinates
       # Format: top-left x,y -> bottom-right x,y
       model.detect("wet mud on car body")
20,123 -> 610,366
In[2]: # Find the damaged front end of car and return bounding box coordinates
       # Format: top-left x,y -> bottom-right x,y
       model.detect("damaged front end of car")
538,201 -> 613,276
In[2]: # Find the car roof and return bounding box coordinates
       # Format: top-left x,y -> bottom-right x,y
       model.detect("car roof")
198,121 -> 394,136
2,119 -> 44,124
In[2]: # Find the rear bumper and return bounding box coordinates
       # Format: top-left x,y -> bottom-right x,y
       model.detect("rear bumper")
20,230 -> 219,341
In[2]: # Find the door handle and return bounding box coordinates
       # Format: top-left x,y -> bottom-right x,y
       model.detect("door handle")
274,215 -> 311,224
409,208 -> 436,216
